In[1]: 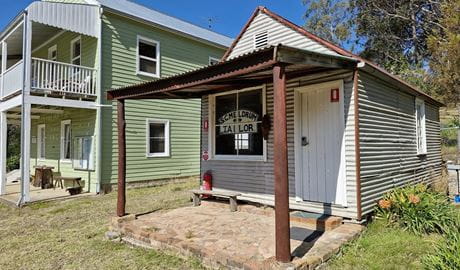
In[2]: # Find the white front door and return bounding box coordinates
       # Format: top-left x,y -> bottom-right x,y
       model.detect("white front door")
298,82 -> 347,205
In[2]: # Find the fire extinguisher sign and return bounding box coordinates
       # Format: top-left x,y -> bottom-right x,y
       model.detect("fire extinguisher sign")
202,150 -> 209,161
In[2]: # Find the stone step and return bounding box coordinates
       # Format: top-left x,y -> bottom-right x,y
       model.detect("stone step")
290,211 -> 343,232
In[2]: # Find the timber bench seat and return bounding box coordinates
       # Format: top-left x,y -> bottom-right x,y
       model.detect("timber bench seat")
190,189 -> 241,212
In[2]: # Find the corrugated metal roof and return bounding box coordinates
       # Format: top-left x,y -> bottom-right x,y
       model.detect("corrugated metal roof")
28,1 -> 100,37
96,0 -> 233,48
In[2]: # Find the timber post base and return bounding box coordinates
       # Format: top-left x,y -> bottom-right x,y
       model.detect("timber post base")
190,190 -> 241,212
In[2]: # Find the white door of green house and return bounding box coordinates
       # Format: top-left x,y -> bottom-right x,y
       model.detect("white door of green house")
294,80 -> 347,206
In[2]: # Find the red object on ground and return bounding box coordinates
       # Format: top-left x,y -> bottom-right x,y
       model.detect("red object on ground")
202,172 -> 212,199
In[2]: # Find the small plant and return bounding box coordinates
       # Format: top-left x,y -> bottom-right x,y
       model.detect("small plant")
185,230 -> 195,239
376,184 -> 456,235
423,220 -> 460,269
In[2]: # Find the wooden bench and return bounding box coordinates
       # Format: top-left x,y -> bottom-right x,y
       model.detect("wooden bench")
190,189 -> 241,212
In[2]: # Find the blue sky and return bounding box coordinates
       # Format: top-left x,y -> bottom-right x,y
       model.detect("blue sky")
1,0 -> 307,38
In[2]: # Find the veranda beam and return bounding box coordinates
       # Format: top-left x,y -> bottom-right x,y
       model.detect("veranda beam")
273,64 -> 291,262
117,99 -> 126,217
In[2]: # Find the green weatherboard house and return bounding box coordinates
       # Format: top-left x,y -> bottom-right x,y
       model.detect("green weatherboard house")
0,0 -> 232,204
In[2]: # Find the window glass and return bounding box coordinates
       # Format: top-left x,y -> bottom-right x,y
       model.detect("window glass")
140,58 -> 157,74
215,89 -> 263,156
209,57 -> 219,66
71,39 -> 81,66
415,99 -> 427,154
74,136 -> 94,170
38,126 -> 46,159
139,42 -> 157,59
138,38 -> 159,76
148,122 -> 168,155
61,122 -> 72,160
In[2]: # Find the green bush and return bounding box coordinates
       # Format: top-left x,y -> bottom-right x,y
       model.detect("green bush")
376,184 -> 456,235
423,220 -> 460,270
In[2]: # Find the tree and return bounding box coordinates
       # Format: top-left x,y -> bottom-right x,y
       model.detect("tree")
352,0 -> 443,67
427,0 -> 460,106
302,0 -> 357,50
6,125 -> 20,172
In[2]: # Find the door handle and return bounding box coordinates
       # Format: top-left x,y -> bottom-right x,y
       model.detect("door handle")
301,137 -> 309,146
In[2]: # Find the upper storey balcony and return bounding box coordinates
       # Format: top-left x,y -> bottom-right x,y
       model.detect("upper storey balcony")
0,1 -> 100,103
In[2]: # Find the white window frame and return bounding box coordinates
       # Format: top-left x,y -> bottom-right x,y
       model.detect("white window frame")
47,45 -> 57,61
73,136 -> 95,171
146,119 -> 170,158
208,85 -> 267,162
37,124 -> 46,160
60,120 -> 72,162
209,56 -> 220,66
136,36 -> 161,78
70,36 -> 81,66
415,98 -> 427,155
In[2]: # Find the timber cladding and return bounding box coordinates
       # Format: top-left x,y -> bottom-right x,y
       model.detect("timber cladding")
98,12 -> 227,185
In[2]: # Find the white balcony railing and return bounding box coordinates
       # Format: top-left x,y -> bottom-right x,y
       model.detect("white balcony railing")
1,60 -> 24,99
31,58 -> 97,97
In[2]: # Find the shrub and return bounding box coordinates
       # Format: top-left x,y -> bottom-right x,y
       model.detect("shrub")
423,220 -> 460,270
376,184 -> 456,235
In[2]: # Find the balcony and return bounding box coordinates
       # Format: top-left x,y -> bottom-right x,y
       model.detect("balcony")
31,58 -> 97,99
0,58 -> 97,100
1,61 -> 23,99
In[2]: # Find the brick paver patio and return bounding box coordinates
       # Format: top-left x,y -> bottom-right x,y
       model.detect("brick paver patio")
109,201 -> 363,269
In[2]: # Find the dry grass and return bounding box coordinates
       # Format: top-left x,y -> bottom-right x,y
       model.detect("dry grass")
0,180 -> 205,270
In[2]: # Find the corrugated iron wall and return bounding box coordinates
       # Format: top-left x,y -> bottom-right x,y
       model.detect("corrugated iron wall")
201,70 -> 359,219
227,12 -> 339,60
357,71 -> 442,215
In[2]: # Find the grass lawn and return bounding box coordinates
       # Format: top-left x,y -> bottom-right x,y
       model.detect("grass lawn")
0,180 -> 205,270
326,219 -> 441,270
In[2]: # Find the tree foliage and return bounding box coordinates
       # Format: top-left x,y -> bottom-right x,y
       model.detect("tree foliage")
427,0 -> 460,105
302,0 -> 356,50
352,0 -> 443,67
7,125 -> 20,172
302,0 -> 457,106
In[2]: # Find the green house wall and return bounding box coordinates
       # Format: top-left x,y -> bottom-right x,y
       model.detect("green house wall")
99,12 -> 226,187
30,109 -> 97,192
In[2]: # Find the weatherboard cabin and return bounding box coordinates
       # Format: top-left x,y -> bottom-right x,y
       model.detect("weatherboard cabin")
109,6 -> 443,230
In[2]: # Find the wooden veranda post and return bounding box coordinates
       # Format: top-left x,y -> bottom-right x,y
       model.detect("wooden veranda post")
117,99 -> 126,217
273,64 -> 291,262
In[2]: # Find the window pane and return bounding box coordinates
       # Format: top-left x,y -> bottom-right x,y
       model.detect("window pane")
72,58 -> 81,66
215,94 -> 237,155
214,90 -> 264,156
139,41 -> 157,59
73,40 -> 81,57
216,93 -> 237,125
238,90 -> 263,155
238,90 -> 262,119
215,134 -> 237,155
140,58 -> 157,74
64,124 -> 71,159
150,138 -> 165,153
150,123 -> 165,138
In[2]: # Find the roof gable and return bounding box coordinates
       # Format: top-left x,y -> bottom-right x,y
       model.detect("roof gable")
223,7 -> 340,60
